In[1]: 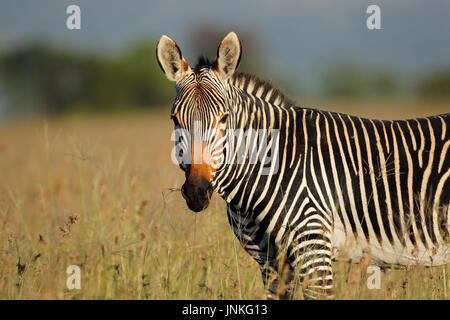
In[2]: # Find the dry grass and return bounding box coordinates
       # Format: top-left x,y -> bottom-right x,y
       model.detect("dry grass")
0,100 -> 449,300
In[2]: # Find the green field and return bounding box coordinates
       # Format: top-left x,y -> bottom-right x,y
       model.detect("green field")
0,100 -> 449,299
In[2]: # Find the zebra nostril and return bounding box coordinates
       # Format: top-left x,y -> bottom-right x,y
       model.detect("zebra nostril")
181,182 -> 196,204
181,183 -> 188,200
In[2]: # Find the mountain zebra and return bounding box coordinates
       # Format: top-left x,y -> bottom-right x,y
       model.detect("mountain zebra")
156,32 -> 450,299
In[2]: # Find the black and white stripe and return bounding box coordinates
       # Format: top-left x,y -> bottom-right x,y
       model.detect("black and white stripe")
159,33 -> 450,299
182,68 -> 449,299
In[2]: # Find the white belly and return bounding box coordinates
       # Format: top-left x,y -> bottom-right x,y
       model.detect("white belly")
330,217 -> 450,267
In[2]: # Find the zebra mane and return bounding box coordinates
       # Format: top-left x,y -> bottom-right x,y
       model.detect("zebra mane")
193,56 -> 295,107
194,55 -> 212,72
231,72 -> 295,107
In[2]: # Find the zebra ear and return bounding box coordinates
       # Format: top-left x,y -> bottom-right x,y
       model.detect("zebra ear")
156,35 -> 191,82
213,32 -> 242,80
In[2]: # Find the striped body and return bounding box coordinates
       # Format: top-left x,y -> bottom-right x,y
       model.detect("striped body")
157,32 -> 450,299
214,74 -> 450,298
320,113 -> 450,267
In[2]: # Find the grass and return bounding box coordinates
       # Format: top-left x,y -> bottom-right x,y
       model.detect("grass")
0,100 -> 449,300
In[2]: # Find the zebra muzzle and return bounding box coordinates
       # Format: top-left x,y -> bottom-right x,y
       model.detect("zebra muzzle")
181,178 -> 213,213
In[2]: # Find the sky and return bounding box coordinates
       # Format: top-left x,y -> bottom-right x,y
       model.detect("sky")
0,0 -> 450,95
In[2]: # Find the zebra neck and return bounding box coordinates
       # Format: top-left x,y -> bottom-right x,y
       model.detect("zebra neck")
213,95 -> 305,218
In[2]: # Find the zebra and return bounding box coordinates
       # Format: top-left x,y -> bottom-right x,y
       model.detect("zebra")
156,32 -> 450,299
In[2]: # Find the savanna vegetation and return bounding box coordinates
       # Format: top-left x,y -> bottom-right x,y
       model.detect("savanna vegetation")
1,100 -> 449,299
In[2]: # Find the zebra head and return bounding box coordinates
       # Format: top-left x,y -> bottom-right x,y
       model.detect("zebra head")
156,32 -> 242,212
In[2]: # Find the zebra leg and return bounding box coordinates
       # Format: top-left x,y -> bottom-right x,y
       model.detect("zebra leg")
232,234 -> 286,299
226,206 -> 296,299
258,251 -> 297,300
288,225 -> 334,299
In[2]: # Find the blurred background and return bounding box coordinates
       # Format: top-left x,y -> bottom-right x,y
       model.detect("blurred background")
0,0 -> 449,300
0,0 -> 449,118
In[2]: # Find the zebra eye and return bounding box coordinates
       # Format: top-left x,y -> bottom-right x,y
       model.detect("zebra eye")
219,113 -> 229,125
171,114 -> 181,127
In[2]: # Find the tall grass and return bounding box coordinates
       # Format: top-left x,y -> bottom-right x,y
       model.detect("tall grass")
0,100 -> 449,299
